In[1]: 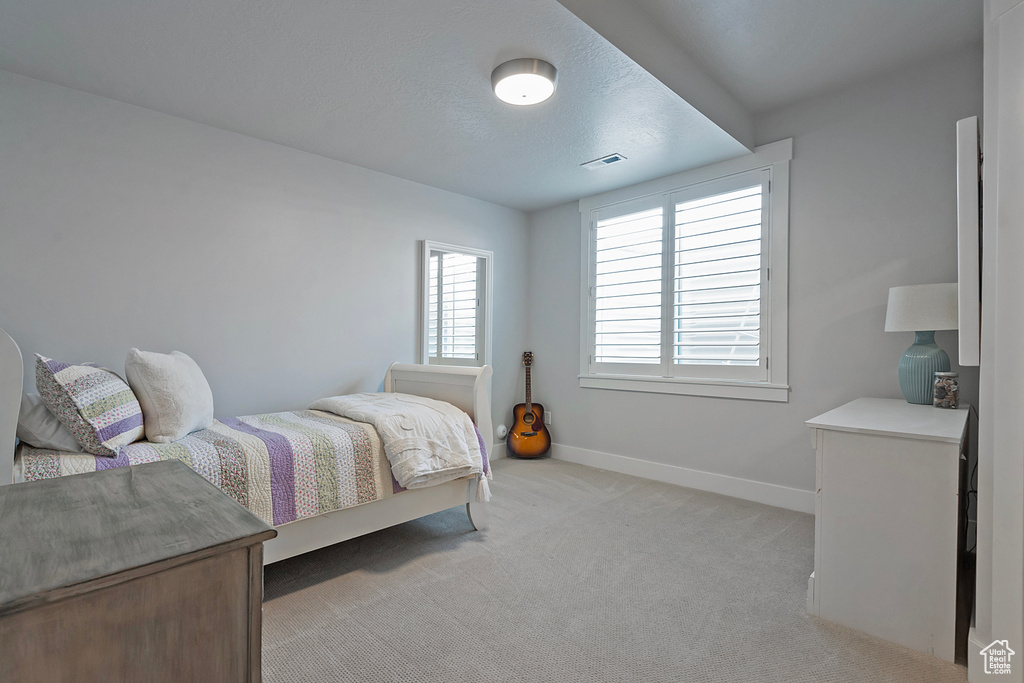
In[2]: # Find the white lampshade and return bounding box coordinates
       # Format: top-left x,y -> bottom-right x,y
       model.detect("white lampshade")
884,283 -> 959,332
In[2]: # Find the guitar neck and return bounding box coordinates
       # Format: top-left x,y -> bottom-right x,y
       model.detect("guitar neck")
525,365 -> 532,411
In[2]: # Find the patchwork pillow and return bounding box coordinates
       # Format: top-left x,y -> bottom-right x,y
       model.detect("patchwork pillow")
125,348 -> 214,443
16,393 -> 83,452
35,354 -> 145,456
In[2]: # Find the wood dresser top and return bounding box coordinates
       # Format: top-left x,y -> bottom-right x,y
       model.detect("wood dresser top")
0,460 -> 275,614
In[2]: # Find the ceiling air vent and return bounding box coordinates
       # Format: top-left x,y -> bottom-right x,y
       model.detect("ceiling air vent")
581,153 -> 627,170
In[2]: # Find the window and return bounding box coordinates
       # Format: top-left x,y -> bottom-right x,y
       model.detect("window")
580,140 -> 790,401
421,241 -> 492,367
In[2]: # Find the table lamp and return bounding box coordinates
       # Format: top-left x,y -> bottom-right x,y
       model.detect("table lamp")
884,283 -> 959,404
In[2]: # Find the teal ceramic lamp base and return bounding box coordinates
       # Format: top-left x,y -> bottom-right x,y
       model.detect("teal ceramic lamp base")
898,331 -> 950,404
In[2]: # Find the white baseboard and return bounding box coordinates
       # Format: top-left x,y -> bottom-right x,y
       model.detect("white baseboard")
968,628 -> 985,682
489,442 -> 507,461
550,443 -> 815,514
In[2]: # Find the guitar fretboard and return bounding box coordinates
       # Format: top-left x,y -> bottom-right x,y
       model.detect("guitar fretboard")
525,365 -> 532,411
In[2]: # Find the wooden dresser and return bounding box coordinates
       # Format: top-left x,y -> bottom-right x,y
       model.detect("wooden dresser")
0,460 -> 277,682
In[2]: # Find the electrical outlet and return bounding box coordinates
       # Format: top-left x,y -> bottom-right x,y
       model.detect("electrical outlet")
544,411 -> 552,425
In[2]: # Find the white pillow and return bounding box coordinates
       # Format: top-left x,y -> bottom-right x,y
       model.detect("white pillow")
125,348 -> 215,443
17,393 -> 83,452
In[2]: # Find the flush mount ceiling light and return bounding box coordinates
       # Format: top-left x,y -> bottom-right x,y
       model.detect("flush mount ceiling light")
491,58 -> 558,106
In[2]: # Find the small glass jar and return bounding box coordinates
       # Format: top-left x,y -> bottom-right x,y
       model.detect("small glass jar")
933,371 -> 959,409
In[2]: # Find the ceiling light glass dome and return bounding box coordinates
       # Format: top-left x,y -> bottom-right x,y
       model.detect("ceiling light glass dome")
491,58 -> 558,106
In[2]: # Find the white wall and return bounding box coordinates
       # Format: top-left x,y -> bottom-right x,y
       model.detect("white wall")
525,47 -> 982,505
0,70 -> 529,439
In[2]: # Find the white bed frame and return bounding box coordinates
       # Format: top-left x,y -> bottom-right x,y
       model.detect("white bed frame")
0,327 -> 493,565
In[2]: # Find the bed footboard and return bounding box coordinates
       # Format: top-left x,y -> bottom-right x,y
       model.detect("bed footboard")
384,362 -> 493,452
266,363 -> 493,564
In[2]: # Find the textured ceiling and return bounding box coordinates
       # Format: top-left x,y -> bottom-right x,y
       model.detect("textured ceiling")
0,0 -> 982,211
620,0 -> 983,113
0,0 -> 745,212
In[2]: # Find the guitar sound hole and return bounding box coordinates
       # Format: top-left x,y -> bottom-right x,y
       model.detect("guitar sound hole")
523,413 -> 534,424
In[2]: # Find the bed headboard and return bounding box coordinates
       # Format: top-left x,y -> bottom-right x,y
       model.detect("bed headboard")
384,362 -> 493,453
0,328 -> 24,487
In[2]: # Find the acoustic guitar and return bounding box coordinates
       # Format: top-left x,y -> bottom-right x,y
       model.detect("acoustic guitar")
506,351 -> 551,458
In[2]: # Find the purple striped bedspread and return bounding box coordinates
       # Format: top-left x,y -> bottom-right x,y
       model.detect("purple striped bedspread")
17,410 -> 407,526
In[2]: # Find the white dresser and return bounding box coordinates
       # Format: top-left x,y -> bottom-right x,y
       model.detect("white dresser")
806,398 -> 969,662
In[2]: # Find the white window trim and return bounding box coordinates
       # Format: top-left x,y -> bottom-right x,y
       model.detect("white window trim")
420,240 -> 493,368
578,139 -> 791,402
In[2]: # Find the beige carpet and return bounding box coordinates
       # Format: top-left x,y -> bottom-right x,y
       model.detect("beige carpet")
262,458 -> 967,683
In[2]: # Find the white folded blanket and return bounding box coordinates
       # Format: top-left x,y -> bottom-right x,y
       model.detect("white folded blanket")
310,392 -> 489,499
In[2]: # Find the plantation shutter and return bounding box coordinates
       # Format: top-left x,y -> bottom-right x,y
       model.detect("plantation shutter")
428,250 -> 480,362
590,199 -> 664,375
671,170 -> 769,380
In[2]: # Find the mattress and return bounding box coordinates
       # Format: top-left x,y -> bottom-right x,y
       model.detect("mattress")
14,409 -> 399,527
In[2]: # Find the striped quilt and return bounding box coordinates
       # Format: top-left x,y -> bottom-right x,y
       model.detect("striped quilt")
15,410 -> 397,526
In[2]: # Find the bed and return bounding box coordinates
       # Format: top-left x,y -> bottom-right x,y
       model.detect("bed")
0,327 -> 493,565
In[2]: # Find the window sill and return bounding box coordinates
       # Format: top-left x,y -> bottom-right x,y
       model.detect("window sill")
578,374 -> 790,402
